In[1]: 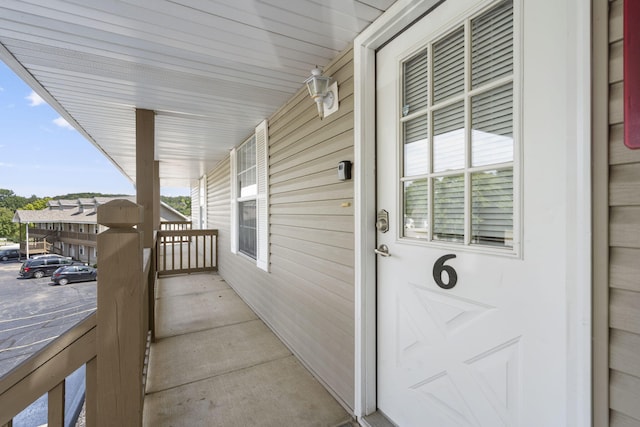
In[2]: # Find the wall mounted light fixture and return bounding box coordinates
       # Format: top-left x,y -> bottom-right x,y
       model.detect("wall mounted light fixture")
304,67 -> 339,120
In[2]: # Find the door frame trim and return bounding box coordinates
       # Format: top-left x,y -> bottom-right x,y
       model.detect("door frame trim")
353,0 -> 445,418
591,0 -> 609,423
353,0 -> 593,423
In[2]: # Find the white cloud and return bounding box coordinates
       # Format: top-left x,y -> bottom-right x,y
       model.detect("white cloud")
26,90 -> 45,106
0,162 -> 14,168
53,116 -> 74,130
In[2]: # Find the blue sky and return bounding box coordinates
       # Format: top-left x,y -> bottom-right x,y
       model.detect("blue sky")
0,62 -> 188,198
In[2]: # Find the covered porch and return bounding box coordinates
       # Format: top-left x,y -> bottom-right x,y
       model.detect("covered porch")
2,0 -> 627,425
0,216 -> 353,426
144,272 -> 352,426
0,1 -> 398,425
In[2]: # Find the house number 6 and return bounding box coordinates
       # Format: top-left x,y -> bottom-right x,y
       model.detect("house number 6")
432,254 -> 458,289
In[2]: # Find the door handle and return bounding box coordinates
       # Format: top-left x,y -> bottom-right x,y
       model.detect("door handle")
374,244 -> 391,257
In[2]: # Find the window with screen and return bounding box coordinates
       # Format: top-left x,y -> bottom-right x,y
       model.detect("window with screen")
236,136 -> 258,258
230,120 -> 270,271
401,0 -> 515,249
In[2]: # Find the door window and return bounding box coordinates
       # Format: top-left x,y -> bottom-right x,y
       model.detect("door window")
401,0 -> 515,250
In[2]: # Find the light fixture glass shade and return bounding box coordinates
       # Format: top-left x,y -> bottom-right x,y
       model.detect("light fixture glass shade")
305,67 -> 333,119
304,67 -> 331,99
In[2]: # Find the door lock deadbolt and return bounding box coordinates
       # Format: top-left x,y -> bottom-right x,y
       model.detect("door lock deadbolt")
376,209 -> 389,233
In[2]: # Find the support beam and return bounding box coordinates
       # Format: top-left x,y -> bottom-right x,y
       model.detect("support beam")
96,200 -> 144,426
154,160 -> 160,231
136,109 -> 156,249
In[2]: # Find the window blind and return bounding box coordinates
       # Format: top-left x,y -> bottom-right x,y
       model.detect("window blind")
471,83 -> 513,167
469,0 -> 514,248
433,175 -> 464,242
433,101 -> 465,172
239,200 -> 257,258
399,0 -> 515,249
404,117 -> 429,176
471,0 -> 514,88
471,169 -> 513,247
237,136 -> 257,198
403,179 -> 429,239
403,49 -> 429,115
433,27 -> 465,103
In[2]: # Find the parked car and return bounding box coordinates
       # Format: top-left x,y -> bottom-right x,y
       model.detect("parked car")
19,256 -> 76,279
31,254 -> 70,259
0,248 -> 20,261
51,265 -> 97,285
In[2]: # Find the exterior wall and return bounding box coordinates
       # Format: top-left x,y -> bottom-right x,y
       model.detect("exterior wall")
199,48 -> 355,410
608,0 -> 640,424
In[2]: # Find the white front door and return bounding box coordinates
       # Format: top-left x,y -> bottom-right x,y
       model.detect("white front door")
375,0 -> 585,425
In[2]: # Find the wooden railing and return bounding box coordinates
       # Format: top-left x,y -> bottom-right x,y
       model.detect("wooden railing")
28,228 -> 98,243
0,254 -> 155,427
19,240 -> 52,254
0,313 -> 97,427
160,220 -> 192,231
143,245 -> 156,344
156,229 -> 218,276
0,200 -> 178,427
58,230 -> 98,243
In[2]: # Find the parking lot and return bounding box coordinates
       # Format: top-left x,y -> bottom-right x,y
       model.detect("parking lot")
0,259 -> 96,377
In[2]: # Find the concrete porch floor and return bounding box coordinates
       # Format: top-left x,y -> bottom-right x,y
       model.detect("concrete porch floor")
143,272 -> 353,427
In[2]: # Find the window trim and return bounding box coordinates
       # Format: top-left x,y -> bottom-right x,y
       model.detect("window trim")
230,119 -> 269,271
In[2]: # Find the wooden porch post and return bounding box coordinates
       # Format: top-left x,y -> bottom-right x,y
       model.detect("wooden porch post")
154,160 -> 160,230
136,108 -> 156,249
96,200 -> 144,426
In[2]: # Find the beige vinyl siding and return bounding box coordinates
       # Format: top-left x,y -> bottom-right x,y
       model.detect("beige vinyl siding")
200,48 -> 355,410
207,169 -> 229,232
608,0 -> 640,424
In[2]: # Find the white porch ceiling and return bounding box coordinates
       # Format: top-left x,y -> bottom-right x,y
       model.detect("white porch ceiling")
0,0 -> 395,189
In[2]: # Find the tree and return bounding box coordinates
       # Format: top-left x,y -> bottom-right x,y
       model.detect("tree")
161,196 -> 191,217
22,198 -> 51,211
0,188 -> 37,211
0,190 -> 50,241
0,207 -> 19,241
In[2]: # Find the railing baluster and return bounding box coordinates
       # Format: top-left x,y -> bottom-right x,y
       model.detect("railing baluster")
162,235 -> 167,272
86,357 -> 97,427
201,234 -> 206,269
172,233 -> 176,270
209,234 -> 213,268
48,380 -> 65,427
179,233 -> 184,270
195,234 -> 199,269
2,419 -> 13,427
